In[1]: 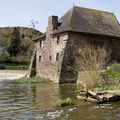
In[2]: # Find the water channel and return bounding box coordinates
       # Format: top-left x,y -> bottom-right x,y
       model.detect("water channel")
0,80 -> 120,120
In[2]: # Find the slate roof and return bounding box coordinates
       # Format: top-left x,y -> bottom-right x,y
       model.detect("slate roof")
53,6 -> 120,37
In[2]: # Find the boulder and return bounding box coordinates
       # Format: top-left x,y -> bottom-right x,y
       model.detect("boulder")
77,90 -> 120,103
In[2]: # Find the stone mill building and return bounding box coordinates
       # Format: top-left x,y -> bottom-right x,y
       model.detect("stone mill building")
28,6 -> 120,83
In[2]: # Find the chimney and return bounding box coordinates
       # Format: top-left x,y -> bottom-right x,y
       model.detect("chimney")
47,16 -> 58,35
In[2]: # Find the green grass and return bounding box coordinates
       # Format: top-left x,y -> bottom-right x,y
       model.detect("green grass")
92,87 -> 108,92
16,77 -> 52,84
92,84 -> 120,93
111,63 -> 120,71
56,97 -> 73,107
104,69 -> 120,79
0,62 -> 29,70
5,64 -> 29,70
76,83 -> 84,91
103,63 -> 120,79
0,54 -> 30,70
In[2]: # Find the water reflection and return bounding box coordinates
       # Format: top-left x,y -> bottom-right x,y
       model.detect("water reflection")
0,81 -> 120,120
29,83 -> 61,111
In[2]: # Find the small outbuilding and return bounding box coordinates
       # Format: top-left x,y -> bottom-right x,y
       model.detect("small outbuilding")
0,47 -> 9,56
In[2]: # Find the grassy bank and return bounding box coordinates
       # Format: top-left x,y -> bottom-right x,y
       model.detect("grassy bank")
104,69 -> 120,79
104,63 -> 120,79
76,82 -> 120,93
0,55 -> 30,70
17,77 -> 52,84
5,64 -> 29,70
0,62 -> 29,70
92,84 -> 120,93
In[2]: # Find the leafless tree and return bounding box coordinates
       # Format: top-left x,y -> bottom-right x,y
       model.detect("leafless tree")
30,19 -> 39,29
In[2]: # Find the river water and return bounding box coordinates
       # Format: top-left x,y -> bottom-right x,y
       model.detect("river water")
0,81 -> 120,120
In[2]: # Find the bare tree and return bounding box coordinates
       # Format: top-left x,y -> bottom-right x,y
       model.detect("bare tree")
30,19 -> 39,29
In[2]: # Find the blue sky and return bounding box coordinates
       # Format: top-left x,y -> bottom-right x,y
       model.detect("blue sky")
0,0 -> 120,32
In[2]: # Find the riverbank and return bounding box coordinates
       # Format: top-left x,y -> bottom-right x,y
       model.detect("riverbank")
0,70 -> 27,80
0,62 -> 29,70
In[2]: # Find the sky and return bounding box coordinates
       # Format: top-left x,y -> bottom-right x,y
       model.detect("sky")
0,0 -> 120,32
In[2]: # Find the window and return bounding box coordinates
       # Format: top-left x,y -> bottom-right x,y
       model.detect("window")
56,53 -> 59,61
40,40 -> 43,48
58,23 -> 62,27
39,55 -> 42,62
49,55 -> 52,61
57,36 -> 60,44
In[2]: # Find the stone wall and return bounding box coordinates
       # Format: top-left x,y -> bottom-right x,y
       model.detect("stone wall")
111,38 -> 120,62
35,33 -> 68,83
59,32 -> 120,83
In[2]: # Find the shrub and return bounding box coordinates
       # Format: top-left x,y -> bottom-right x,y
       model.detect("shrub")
10,55 -> 30,63
0,55 -> 10,63
76,44 -> 110,91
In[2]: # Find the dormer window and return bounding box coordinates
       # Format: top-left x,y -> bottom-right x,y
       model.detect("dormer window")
57,36 -> 60,44
40,40 -> 43,48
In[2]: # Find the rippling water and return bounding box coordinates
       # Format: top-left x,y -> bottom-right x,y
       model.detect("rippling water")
0,81 -> 120,120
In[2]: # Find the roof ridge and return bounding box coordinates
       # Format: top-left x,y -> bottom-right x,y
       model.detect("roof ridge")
112,13 -> 120,26
74,6 -> 113,14
68,7 -> 75,30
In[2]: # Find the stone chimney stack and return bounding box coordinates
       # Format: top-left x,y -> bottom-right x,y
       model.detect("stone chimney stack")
46,16 -> 58,60
46,16 -> 58,36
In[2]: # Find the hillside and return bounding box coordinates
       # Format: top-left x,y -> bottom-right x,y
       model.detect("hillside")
0,27 -> 42,57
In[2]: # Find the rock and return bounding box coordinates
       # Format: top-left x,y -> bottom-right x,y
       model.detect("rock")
77,95 -> 98,103
86,97 -> 98,103
108,94 -> 120,101
77,95 -> 86,101
77,90 -> 120,103
97,93 -> 120,103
